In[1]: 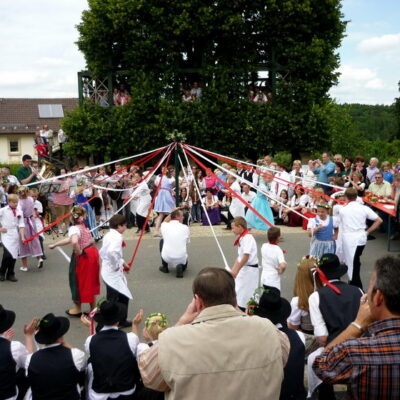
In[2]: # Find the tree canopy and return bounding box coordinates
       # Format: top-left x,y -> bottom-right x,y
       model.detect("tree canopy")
64,0 -> 347,161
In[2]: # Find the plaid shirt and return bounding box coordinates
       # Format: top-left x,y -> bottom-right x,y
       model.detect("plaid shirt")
313,318 -> 400,400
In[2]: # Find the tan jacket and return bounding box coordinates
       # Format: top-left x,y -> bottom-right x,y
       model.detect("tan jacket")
158,304 -> 286,400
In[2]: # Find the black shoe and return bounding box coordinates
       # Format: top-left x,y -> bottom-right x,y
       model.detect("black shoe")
65,310 -> 82,318
0,274 -> 5,282
41,254 -> 47,260
176,264 -> 184,278
119,320 -> 132,328
159,265 -> 169,273
6,275 -> 18,282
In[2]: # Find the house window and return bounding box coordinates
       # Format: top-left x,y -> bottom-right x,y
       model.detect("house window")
9,139 -> 20,154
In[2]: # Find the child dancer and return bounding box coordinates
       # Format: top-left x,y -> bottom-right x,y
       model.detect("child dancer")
260,227 -> 287,291
0,194 -> 25,281
99,214 -> 132,328
16,186 -> 43,271
231,217 -> 259,311
29,188 -> 46,260
307,203 -> 337,259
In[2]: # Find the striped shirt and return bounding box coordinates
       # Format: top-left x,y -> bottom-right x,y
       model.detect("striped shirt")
138,327 -> 290,392
313,318 -> 400,400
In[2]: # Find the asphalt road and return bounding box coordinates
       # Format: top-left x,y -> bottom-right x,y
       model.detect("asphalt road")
0,225 -> 397,348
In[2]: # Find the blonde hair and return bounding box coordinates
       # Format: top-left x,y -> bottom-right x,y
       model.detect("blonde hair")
8,194 -> 19,203
293,256 -> 320,311
145,314 -> 168,340
71,206 -> 86,223
29,188 -> 39,195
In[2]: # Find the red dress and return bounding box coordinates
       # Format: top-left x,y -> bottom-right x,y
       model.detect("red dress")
68,223 -> 100,303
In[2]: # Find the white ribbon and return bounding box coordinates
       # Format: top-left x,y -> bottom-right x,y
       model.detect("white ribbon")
178,153 -> 230,271
56,247 -> 71,263
25,144 -> 170,187
182,145 -> 309,221
89,144 -> 174,232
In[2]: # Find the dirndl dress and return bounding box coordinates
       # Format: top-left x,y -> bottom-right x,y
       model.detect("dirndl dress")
309,216 -> 336,259
68,223 -> 100,303
154,176 -> 175,213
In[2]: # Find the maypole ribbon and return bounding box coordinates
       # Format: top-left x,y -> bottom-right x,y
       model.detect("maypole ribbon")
181,144 -> 274,228
23,145 -> 167,243
25,145 -> 169,187
92,143 -> 174,233
178,153 -> 230,271
184,143 -> 344,204
185,144 -> 308,221
127,144 -> 176,269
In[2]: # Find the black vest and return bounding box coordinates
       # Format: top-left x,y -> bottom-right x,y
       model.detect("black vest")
89,329 -> 138,394
318,281 -> 362,342
0,337 -> 17,400
279,326 -> 307,400
28,345 -> 80,400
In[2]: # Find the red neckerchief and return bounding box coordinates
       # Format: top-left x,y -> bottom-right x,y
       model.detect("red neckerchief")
315,268 -> 341,294
9,207 -> 17,217
122,241 -> 126,247
269,242 -> 287,254
234,229 -> 251,246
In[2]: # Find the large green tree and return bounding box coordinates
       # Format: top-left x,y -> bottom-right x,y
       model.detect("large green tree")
64,0 -> 346,160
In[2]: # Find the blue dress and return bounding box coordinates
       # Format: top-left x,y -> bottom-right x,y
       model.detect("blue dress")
154,176 -> 175,213
76,193 -> 101,240
245,182 -> 274,230
309,215 -> 336,259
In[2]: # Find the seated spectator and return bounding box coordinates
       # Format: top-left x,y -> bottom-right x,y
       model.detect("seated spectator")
381,161 -> 394,183
345,171 -> 366,197
1,167 -> 19,185
354,155 -> 367,182
27,313 -> 86,399
368,172 -> 392,199
271,188 -> 289,224
254,287 -> 307,400
190,81 -> 202,99
282,187 -> 309,227
343,157 -> 353,176
366,157 -> 380,184
138,267 -> 290,399
201,188 -> 221,225
313,256 -> 400,400
307,254 -> 363,398
182,90 -> 192,102
0,305 -> 36,400
330,162 -> 345,180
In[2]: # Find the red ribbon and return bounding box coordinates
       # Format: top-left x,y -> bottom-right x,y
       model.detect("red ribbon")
234,229 -> 251,246
184,143 -> 345,205
122,241 -> 126,248
10,207 -> 17,217
315,268 -> 342,294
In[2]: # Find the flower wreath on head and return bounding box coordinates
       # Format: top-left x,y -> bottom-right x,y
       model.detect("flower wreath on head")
246,286 -> 272,315
145,313 -> 168,329
297,254 -> 319,268
316,203 -> 331,210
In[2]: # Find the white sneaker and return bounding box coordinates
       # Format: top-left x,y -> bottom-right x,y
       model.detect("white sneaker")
20,267 -> 28,272
37,258 -> 44,269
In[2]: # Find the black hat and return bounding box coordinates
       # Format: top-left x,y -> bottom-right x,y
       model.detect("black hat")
94,301 -> 125,325
0,305 -> 16,333
318,253 -> 347,280
253,286 -> 291,325
35,313 -> 70,345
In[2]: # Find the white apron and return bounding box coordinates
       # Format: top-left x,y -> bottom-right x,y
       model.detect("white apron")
307,347 -> 324,397
229,181 -> 245,217
235,266 -> 259,309
0,206 -> 24,259
337,231 -> 367,280
135,182 -> 152,217
99,230 -> 132,299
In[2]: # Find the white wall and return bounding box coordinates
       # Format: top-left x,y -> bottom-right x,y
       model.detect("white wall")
0,134 -> 37,164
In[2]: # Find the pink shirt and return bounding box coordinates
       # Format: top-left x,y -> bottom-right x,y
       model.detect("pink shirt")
204,176 -> 216,189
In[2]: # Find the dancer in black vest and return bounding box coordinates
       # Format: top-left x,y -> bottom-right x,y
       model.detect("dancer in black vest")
254,286 -> 307,400
0,305 -> 36,400
308,254 -> 363,399
85,301 -> 141,400
27,313 -> 86,400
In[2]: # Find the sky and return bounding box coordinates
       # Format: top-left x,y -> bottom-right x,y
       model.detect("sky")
0,0 -> 399,105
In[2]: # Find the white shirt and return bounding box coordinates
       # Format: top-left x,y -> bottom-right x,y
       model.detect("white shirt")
307,215 -> 338,231
338,201 -> 378,234
290,194 -> 309,208
237,234 -> 258,266
242,191 -> 256,204
85,326 -> 139,400
161,220 -> 190,267
260,243 -> 286,290
0,206 -> 24,259
1,337 -> 28,400
287,297 -> 309,327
